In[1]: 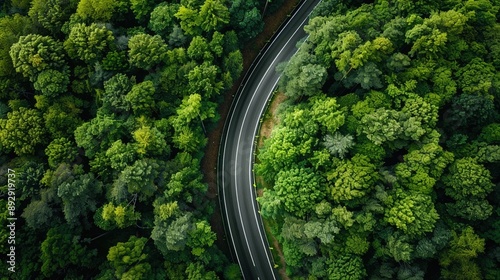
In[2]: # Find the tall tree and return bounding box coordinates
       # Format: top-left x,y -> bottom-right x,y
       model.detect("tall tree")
0,107 -> 46,155
128,33 -> 168,70
41,225 -> 96,277
107,236 -> 151,279
274,167 -> 325,218
9,34 -> 66,81
64,23 -> 114,64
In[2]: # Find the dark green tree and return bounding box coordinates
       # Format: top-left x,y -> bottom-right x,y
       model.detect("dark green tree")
41,225 -> 96,277
29,0 -> 73,34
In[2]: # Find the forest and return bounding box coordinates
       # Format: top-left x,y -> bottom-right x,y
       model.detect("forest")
0,0 -> 288,278
257,0 -> 500,279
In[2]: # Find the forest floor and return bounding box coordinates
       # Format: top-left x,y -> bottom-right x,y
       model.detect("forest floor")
201,0 -> 301,266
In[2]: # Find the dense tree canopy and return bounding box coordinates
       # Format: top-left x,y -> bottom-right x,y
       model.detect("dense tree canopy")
257,0 -> 500,278
0,0 -> 263,277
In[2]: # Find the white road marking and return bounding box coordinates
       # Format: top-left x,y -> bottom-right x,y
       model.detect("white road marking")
220,0 -> 317,278
233,12 -> 311,279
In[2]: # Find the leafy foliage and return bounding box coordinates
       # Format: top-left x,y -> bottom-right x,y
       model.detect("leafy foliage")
0,0 -> 252,277
9,34 -> 66,81
256,0 -> 500,278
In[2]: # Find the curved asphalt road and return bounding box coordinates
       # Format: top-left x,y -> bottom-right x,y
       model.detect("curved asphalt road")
218,0 -> 320,278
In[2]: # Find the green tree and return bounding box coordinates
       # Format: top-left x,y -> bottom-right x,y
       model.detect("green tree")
152,212 -> 193,254
0,14 -> 35,77
478,123 -> 500,144
33,69 -> 69,98
96,202 -> 141,229
41,225 -> 96,277
224,264 -> 243,280
0,107 -> 46,155
185,262 -> 218,280
128,33 -> 168,70
29,0 -> 73,34
440,227 -> 485,280
228,0 -> 263,41
359,107 -> 401,145
107,236 -> 151,279
176,93 -> 217,125
102,50 -> 129,71
304,218 -> 340,245
323,132 -> 354,159
132,121 -> 170,157
175,5 -> 202,36
113,159 -> 159,201
445,94 -> 497,134
457,58 -> 496,96
105,140 -> 137,171
274,167 -> 325,217
74,113 -> 124,158
101,73 -> 135,113
279,51 -> 327,100
76,0 -> 126,22
446,198 -> 493,221
187,220 -> 216,257
9,34 -> 66,81
326,254 -> 367,280
223,50 -> 243,84
130,0 -> 156,21
149,3 -> 180,37
57,169 -> 103,226
187,61 -> 224,98
386,232 -> 413,262
443,157 -> 494,201
45,137 -> 78,168
350,37 -> 394,69
257,124 -> 317,182
41,96 -> 84,139
187,36 -> 213,61
257,189 -> 283,220
309,95 -> 345,133
385,190 -> 439,237
199,0 -> 230,32
172,126 -> 207,152
166,157 -> 207,202
64,23 -> 114,64
327,154 -> 378,203
395,142 -> 454,194
21,196 -> 58,230
125,81 -> 156,115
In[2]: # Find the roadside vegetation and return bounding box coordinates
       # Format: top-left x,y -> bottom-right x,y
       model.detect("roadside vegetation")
0,0 -> 287,278
256,0 -> 500,278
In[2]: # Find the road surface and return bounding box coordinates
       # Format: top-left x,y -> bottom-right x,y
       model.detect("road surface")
218,0 -> 320,279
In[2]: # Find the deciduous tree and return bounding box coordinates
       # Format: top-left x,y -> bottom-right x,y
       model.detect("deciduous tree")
41,225 -> 96,277
0,107 -> 46,155
128,33 -> 168,70
327,154 -> 378,203
64,23 -> 114,64
274,167 -> 325,217
10,34 -> 66,81
107,236 -> 151,279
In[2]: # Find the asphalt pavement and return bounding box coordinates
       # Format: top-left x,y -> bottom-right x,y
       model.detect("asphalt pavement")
218,0 -> 320,278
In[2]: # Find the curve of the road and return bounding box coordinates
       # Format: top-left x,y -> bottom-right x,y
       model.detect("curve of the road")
218,0 -> 320,279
